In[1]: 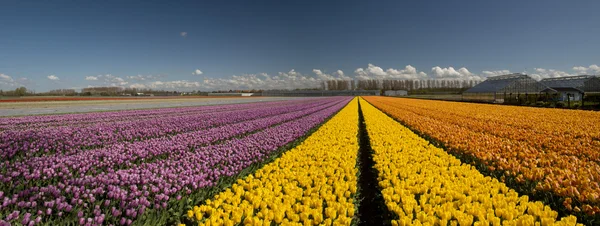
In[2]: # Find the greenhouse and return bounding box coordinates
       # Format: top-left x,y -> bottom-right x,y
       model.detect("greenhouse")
540,75 -> 600,101
462,73 -> 550,103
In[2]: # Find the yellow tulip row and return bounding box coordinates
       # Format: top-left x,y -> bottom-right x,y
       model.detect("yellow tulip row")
185,98 -> 360,226
358,98 -> 581,226
363,96 -> 600,215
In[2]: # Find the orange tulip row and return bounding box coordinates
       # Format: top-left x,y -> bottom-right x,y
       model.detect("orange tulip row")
363,96 -> 600,217
359,98 -> 580,225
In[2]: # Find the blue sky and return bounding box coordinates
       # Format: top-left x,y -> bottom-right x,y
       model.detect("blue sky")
0,0 -> 599,92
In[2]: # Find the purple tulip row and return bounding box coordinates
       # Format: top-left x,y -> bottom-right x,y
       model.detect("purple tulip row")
0,98 -> 330,160
0,102 -> 243,131
0,97 -> 351,225
0,99 -> 306,131
2,98 -> 329,165
0,98 -> 343,189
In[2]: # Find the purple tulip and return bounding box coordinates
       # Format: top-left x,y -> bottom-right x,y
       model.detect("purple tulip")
95,214 -> 105,224
6,210 -> 19,221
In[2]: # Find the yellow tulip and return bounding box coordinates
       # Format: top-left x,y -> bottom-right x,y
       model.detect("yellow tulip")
195,212 -> 203,221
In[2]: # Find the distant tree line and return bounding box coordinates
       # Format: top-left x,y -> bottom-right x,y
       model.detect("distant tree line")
81,87 -> 123,96
318,79 -> 480,91
0,87 -> 30,96
323,80 -> 356,91
47,89 -> 77,96
80,87 -> 185,96
362,79 -> 479,90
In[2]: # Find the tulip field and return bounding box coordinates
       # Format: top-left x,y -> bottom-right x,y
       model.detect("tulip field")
362,96 -> 599,225
360,99 -> 579,225
0,97 -> 351,225
0,96 -> 597,225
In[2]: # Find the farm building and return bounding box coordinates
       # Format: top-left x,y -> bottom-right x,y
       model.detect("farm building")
462,73 -> 550,103
540,75 -> 600,101
384,90 -> 408,96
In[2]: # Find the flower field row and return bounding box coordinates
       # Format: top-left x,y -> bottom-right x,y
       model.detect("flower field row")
1,98 -> 328,160
0,96 -> 248,103
0,97 -> 350,225
362,96 -> 600,218
0,99 -> 342,189
0,104 -> 243,131
185,97 -> 360,226
359,98 -> 580,225
2,99 -> 339,173
0,98 -> 307,131
0,100 -> 242,130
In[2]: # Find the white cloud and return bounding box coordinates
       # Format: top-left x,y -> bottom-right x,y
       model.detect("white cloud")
126,74 -> 163,81
573,66 -> 587,74
312,69 -> 335,80
0,73 -> 17,87
89,74 -> 128,86
129,83 -> 148,89
528,68 -> 575,81
198,64 -> 600,90
354,64 -> 387,79
149,80 -> 202,89
47,75 -> 60,81
192,69 -> 203,75
276,69 -> 320,89
481,70 -> 511,77
17,78 -> 33,85
0,73 -> 13,82
386,65 -> 428,79
193,69 -> 325,91
85,76 -> 98,81
333,70 -> 352,80
354,64 -> 427,80
77,63 -> 599,92
0,74 -> 32,87
180,32 -> 187,37
572,64 -> 600,75
431,66 -> 477,79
